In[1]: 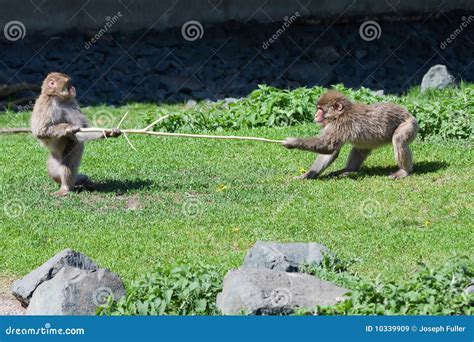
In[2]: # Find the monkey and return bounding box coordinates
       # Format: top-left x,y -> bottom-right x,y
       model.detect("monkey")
30,72 -> 121,196
282,90 -> 419,180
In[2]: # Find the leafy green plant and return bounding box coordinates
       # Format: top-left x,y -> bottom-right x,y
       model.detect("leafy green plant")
303,256 -> 474,315
147,84 -> 473,140
98,263 -> 223,315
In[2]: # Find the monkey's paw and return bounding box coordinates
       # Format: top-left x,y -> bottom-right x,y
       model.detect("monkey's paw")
293,171 -> 317,180
389,169 -> 409,179
54,189 -> 70,197
65,126 -> 81,135
282,138 -> 300,149
106,128 -> 121,137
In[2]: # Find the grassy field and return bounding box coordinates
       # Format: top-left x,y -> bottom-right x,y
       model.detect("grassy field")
0,105 -> 472,287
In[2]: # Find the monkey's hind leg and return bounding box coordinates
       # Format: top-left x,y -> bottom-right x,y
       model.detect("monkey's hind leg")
328,148 -> 371,178
55,142 -> 84,196
47,156 -> 62,184
390,119 -> 418,179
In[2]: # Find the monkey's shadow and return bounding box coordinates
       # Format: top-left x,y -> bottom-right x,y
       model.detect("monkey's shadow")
92,179 -> 154,194
321,161 -> 448,179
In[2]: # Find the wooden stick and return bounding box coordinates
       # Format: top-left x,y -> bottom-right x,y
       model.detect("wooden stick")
116,111 -> 129,129
0,114 -> 284,144
79,127 -> 283,144
142,114 -> 170,131
0,128 -> 31,133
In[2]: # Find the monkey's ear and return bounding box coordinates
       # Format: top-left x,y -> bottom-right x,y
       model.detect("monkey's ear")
335,102 -> 344,111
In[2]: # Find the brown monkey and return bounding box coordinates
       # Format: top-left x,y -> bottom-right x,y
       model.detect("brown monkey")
30,72 -> 121,196
283,90 -> 418,179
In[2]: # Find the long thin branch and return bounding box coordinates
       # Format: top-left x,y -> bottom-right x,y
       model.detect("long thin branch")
0,128 -> 31,133
0,114 -> 284,144
79,128 -> 283,143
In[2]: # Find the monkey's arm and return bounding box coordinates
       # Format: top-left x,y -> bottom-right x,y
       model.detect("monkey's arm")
35,123 -> 77,139
282,135 -> 342,154
75,129 -> 121,143
296,150 -> 340,179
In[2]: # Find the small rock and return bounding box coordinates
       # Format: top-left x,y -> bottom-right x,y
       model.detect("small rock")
26,265 -> 125,315
11,249 -> 98,307
371,89 -> 385,96
242,241 -> 330,272
186,99 -> 198,107
465,283 -> 474,294
420,64 -> 455,93
224,97 -> 239,104
216,268 -> 349,315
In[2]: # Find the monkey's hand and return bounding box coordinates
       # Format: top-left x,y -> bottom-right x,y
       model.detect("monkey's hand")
282,138 -> 300,149
65,126 -> 81,136
106,128 -> 121,138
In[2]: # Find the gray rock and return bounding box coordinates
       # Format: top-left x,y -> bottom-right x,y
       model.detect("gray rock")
26,265 -> 125,315
371,89 -> 385,96
242,241 -> 330,272
224,97 -> 239,104
216,268 -> 349,315
11,249 -> 98,307
186,99 -> 198,107
420,64 -> 455,93
465,282 -> 474,294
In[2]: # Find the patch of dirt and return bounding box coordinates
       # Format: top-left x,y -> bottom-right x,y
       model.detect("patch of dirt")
0,275 -> 25,315
124,195 -> 142,211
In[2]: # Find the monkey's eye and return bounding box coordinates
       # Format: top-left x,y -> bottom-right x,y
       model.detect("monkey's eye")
48,79 -> 56,88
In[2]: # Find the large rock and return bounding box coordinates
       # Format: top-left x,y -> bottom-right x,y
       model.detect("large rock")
242,241 -> 330,272
11,249 -> 98,307
26,266 -> 125,315
217,268 -> 349,315
420,64 -> 455,93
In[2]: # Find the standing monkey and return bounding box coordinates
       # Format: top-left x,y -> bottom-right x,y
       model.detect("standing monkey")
31,72 -> 121,196
283,90 -> 418,179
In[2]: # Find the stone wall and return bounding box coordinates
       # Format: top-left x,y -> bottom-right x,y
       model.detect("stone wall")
0,0 -> 472,33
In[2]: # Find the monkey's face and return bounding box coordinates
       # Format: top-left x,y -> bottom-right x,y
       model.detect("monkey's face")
315,104 -> 343,126
42,73 -> 76,100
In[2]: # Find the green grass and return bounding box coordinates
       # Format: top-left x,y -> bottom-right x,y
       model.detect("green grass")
0,87 -> 473,288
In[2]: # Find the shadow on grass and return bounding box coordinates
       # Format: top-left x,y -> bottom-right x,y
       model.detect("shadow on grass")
94,179 -> 155,194
321,161 -> 449,180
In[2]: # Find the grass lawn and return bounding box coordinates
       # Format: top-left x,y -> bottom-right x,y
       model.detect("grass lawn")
0,107 -> 473,288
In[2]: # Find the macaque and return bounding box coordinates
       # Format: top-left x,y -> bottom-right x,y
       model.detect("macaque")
30,72 -> 121,196
283,90 -> 419,179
